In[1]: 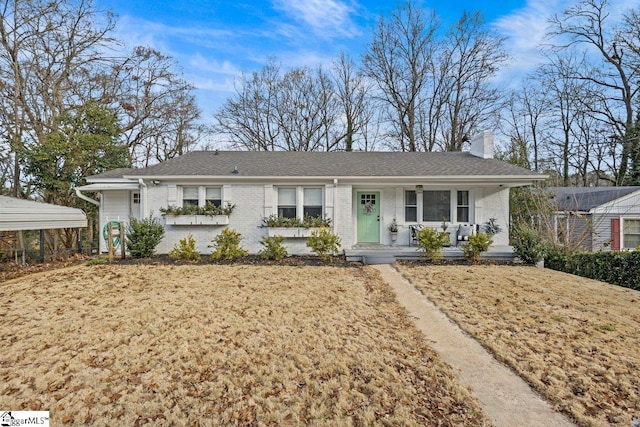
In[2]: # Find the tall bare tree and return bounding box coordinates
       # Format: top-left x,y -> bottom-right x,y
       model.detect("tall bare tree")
362,1 -> 438,151
436,11 -> 507,151
330,53 -> 374,151
106,46 -> 203,167
549,0 -> 640,184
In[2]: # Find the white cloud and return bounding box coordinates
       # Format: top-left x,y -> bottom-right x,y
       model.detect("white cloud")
272,0 -> 362,39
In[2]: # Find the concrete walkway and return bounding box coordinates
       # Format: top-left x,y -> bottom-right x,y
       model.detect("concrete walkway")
373,264 -> 575,427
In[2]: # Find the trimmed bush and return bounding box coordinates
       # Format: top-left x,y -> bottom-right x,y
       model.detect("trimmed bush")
258,235 -> 288,261
415,228 -> 449,260
462,232 -> 492,262
126,216 -> 165,258
169,234 -> 201,261
545,250 -> 640,290
512,225 -> 546,265
209,228 -> 248,261
306,227 -> 341,262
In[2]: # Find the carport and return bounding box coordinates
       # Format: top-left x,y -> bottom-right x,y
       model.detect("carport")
0,196 -> 88,262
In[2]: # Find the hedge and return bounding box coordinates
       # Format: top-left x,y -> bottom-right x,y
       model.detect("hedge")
545,249 -> 640,290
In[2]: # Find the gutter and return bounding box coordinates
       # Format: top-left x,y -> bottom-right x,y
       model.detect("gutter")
75,188 -> 100,206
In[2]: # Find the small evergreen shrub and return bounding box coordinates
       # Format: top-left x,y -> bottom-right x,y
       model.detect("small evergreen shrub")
209,228 -> 248,261
416,228 -> 449,260
462,232 -> 492,262
84,257 -> 108,266
512,225 -> 546,265
261,214 -> 331,228
169,234 -> 201,261
306,227 -> 341,261
258,235 -> 288,261
126,216 -> 165,258
160,202 -> 235,217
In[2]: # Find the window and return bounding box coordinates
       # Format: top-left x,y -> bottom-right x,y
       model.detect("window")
205,187 -> 222,207
423,190 -> 450,222
182,187 -> 199,207
303,188 -> 322,218
405,190 -> 417,222
132,192 -> 140,204
457,191 -> 469,223
278,188 -> 297,218
623,219 -> 640,249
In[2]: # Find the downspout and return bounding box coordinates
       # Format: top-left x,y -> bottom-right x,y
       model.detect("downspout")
138,179 -> 148,218
333,178 -> 338,233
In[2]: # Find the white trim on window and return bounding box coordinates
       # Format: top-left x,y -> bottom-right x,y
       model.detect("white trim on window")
622,217 -> 640,250
404,188 -> 472,225
179,185 -> 224,208
276,186 -> 324,220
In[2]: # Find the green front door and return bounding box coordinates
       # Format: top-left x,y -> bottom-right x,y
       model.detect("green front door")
357,192 -> 380,243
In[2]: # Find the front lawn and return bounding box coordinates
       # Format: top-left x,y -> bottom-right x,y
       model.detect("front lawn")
397,264 -> 640,427
0,264 -> 486,425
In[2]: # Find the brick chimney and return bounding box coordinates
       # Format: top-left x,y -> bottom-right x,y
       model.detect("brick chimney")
470,131 -> 494,159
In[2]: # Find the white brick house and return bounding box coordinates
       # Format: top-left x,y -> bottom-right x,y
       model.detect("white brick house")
78,132 -> 545,255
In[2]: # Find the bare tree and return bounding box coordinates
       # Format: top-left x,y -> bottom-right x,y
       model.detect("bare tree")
549,0 -> 640,184
0,0 -> 116,196
330,53 -> 374,151
105,46 -> 203,167
362,1 -> 438,151
436,11 -> 507,151
215,60 -> 341,151
214,59 -> 282,151
275,66 -> 337,151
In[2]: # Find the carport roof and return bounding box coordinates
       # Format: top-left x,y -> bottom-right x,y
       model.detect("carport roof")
0,196 -> 87,231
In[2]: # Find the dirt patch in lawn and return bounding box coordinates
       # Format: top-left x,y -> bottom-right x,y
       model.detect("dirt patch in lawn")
397,263 -> 640,427
1,264 -> 487,426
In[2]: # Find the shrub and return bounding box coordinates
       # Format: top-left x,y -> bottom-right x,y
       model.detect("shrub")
415,228 -> 449,260
306,227 -> 341,261
543,245 -> 573,271
512,225 -> 546,265
126,216 -> 165,258
258,235 -> 288,261
160,202 -> 235,217
462,232 -> 492,262
84,257 -> 108,266
545,250 -> 640,290
209,228 -> 248,261
261,214 -> 331,228
169,234 -> 201,261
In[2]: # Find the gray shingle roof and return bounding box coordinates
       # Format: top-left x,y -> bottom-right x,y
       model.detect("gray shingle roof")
90,151 -> 543,179
550,186 -> 640,211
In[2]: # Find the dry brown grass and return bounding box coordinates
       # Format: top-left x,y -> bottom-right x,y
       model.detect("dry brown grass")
397,264 -> 640,427
0,264 -> 487,426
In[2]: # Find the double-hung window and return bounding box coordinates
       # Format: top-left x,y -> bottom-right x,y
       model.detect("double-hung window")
181,186 -> 222,208
277,186 -> 324,219
623,219 -> 640,249
182,187 -> 199,207
303,188 -> 323,218
205,187 -> 222,207
457,191 -> 470,223
405,191 -> 417,222
277,188 -> 297,218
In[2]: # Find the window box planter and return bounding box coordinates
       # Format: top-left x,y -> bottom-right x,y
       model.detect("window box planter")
267,227 -> 320,238
166,215 -> 230,226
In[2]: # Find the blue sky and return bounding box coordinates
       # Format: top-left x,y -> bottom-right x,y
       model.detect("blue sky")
92,0 -> 617,120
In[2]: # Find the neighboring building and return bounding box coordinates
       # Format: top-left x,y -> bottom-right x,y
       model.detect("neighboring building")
77,132 -> 546,255
549,186 -> 640,251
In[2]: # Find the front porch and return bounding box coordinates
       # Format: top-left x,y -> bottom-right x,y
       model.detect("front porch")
344,244 -> 516,265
